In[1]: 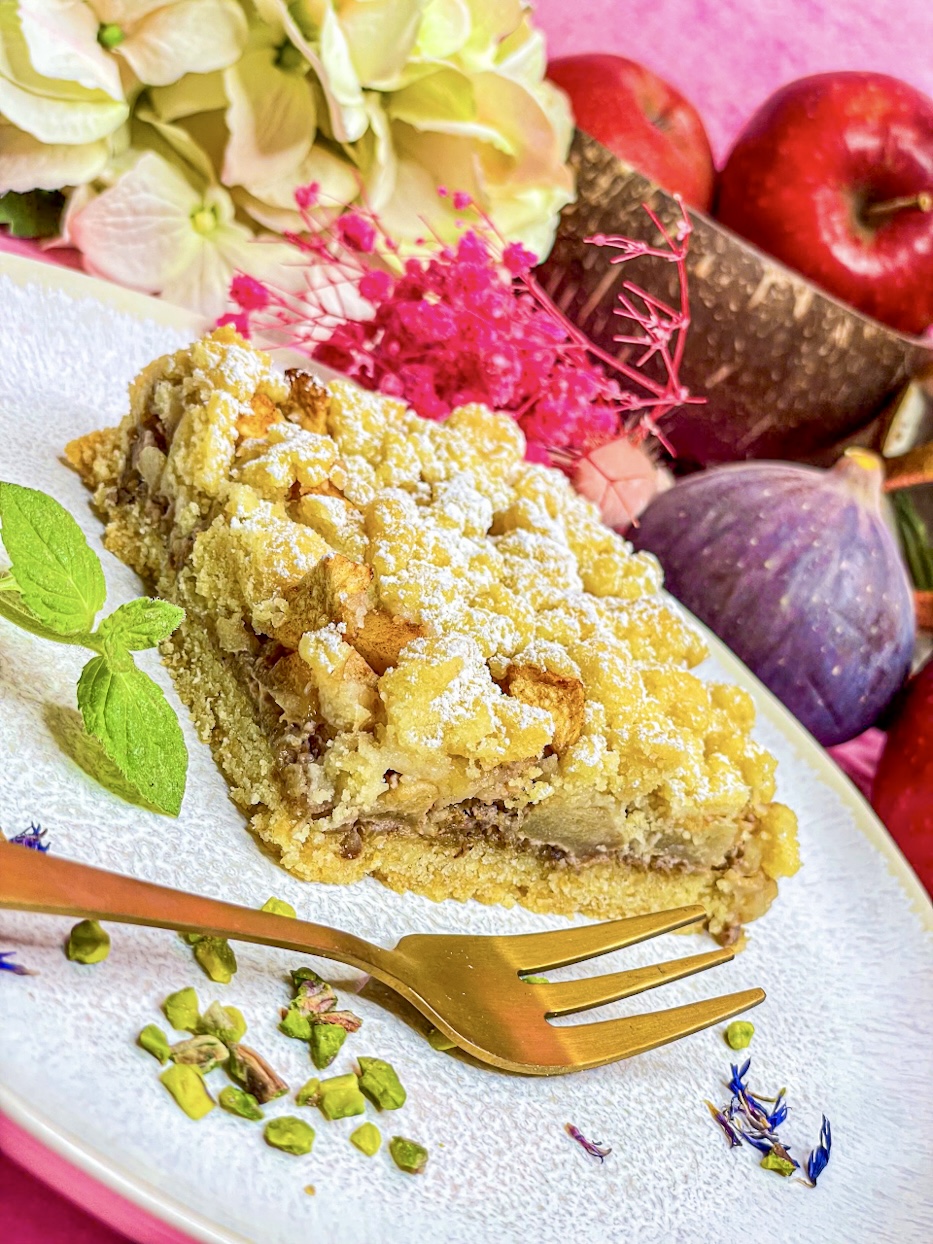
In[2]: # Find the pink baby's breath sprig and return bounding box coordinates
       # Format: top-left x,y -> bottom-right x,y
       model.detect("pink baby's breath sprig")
222,186 -> 700,484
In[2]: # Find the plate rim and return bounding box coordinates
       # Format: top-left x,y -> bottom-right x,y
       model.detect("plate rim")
1,248 -> 930,1244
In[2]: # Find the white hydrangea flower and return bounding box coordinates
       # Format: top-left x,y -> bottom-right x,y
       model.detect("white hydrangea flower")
0,2 -> 128,190
25,0 -> 249,90
249,0 -> 573,255
1,0 -> 573,306
65,149 -> 291,315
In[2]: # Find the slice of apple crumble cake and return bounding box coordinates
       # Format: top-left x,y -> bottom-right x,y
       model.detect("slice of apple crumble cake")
68,328 -> 798,943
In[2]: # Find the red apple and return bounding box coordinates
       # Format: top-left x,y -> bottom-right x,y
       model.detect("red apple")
872,657 -> 933,894
547,54 -> 715,210
717,72 -> 933,337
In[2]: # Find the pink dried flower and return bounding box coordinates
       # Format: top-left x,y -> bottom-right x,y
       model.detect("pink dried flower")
335,212 -> 377,254
216,310 -> 251,337
222,188 -> 699,486
295,182 -> 320,210
230,274 -> 270,311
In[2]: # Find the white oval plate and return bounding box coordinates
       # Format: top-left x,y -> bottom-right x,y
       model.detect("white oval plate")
0,253 -> 931,1244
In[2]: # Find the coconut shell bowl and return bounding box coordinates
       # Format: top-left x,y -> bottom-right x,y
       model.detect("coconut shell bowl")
537,132 -> 933,468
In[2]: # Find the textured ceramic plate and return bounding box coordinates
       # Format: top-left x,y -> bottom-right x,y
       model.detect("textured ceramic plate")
0,255 -> 931,1244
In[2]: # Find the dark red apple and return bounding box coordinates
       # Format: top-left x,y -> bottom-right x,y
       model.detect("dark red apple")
717,72 -> 933,337
872,657 -> 933,894
547,54 -> 715,210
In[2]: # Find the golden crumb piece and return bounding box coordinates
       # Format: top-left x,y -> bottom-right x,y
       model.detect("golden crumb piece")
501,662 -> 586,752
64,428 -> 122,488
237,392 -> 281,441
273,553 -> 373,649
346,609 -> 428,677
298,625 -> 379,731
286,368 -> 330,434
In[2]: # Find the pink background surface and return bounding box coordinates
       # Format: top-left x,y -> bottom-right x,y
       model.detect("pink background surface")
2,2 -> 927,1240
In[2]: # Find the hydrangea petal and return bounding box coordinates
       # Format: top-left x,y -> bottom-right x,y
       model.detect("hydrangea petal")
460,0 -> 524,63
237,143 -> 359,230
135,105 -> 220,185
0,8 -> 128,142
149,71 -> 228,123
117,0 -> 247,87
68,150 -> 201,291
0,119 -> 109,191
223,47 -> 314,188
415,0 -> 471,60
17,0 -> 123,100
388,68 -> 510,152
357,92 -> 396,213
279,0 -> 368,143
494,14 -> 546,82
161,223 -> 291,316
335,0 -> 423,88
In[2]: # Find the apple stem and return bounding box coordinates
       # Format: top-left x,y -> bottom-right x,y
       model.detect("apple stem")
864,192 -> 933,221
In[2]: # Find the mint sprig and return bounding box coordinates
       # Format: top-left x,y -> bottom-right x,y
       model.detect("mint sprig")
0,482 -> 187,815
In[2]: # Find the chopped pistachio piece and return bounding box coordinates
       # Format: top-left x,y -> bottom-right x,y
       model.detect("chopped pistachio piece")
310,1021 -> 346,1069
227,1043 -> 289,1103
198,1000 -> 246,1044
427,1027 -> 456,1052
160,1063 -> 215,1120
163,987 -> 200,1033
279,1006 -> 312,1042
316,1073 -> 366,1121
264,1116 -> 315,1156
192,936 -> 237,984
293,975 -> 337,1017
290,967 -> 324,989
260,897 -> 296,918
350,1122 -> 382,1156
760,1151 -> 796,1177
317,1008 -> 361,1033
296,1077 -> 321,1107
725,1020 -> 755,1050
65,919 -> 110,964
138,1024 -> 171,1064
389,1136 -> 428,1175
357,1057 -> 406,1110
170,1033 -> 229,1073
218,1085 -> 264,1121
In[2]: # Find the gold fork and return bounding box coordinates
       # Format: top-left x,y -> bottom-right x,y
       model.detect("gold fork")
0,840 -> 763,1075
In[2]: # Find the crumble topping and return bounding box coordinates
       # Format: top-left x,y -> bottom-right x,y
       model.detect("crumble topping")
71,328 -> 798,888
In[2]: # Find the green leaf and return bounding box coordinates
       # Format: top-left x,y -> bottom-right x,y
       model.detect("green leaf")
0,482 -> 106,635
97,597 -> 185,653
0,588 -> 92,647
892,490 -> 933,590
0,190 -> 64,239
76,654 -> 188,816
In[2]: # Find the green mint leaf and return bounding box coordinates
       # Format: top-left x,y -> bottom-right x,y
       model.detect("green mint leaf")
0,588 -> 92,647
97,598 -> 185,653
0,482 -> 106,635
0,189 -> 64,239
77,654 -> 188,817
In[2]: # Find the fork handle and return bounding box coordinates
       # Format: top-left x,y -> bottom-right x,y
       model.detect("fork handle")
0,840 -> 398,983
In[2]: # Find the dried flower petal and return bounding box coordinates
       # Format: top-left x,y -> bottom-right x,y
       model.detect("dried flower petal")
8,823 -> 49,851
565,1123 -> 611,1162
805,1116 -> 832,1187
0,951 -> 32,975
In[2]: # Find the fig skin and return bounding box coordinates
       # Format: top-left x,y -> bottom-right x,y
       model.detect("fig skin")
631,455 -> 915,745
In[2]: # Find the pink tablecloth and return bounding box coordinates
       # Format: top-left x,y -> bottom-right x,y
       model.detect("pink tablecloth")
2,2 -> 924,1239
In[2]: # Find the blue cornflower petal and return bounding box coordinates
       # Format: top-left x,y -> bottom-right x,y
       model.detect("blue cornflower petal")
8,823 -> 49,851
0,951 -> 30,975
